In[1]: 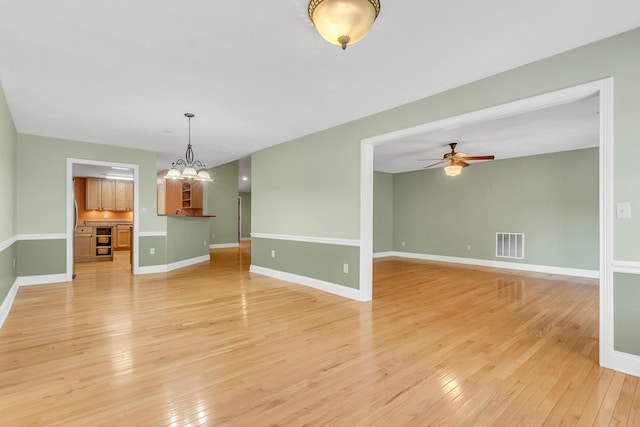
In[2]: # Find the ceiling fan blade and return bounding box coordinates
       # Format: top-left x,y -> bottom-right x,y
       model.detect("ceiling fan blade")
465,155 -> 495,160
417,158 -> 446,161
423,160 -> 447,169
452,152 -> 468,159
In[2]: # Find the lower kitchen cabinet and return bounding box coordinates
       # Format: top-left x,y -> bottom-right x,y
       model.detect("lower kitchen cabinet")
74,226 -> 94,262
74,225 -> 114,262
115,225 -> 131,250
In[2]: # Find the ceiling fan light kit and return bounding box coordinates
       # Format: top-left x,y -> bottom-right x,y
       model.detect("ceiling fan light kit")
422,142 -> 495,177
164,113 -> 213,182
308,0 -> 380,50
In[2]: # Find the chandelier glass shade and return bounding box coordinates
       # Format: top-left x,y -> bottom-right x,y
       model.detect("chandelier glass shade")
308,0 -> 380,50
164,113 -> 213,181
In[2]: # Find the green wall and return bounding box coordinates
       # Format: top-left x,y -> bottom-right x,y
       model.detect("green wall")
0,82 -> 17,301
207,161 -> 239,245
373,172 -> 393,253
138,236 -> 167,267
252,28 -> 640,356
252,238 -> 360,289
240,192 -> 251,239
17,134 -> 163,235
167,216 -> 210,263
392,148 -> 599,270
17,240 -> 66,276
252,132 -> 361,239
614,273 -> 640,355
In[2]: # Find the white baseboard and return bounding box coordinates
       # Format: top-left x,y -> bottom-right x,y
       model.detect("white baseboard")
1,274 -> 68,329
137,264 -> 168,274
137,254 -> 211,274
373,251 -> 394,259
16,273 -> 68,286
249,265 -> 362,301
375,251 -> 599,279
240,237 -> 251,241
0,279 -> 19,329
167,255 -> 210,272
209,243 -> 240,249
610,350 -> 640,378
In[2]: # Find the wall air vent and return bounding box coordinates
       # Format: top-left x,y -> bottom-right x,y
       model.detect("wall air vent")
496,233 -> 524,259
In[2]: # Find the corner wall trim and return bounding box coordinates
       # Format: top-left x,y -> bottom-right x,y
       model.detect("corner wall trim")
0,279 -> 19,329
210,243 -> 240,249
378,251 -> 599,279
251,233 -> 360,247
249,265 -> 362,301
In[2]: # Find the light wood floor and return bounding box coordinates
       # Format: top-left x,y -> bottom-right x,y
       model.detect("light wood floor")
1,244 -> 638,426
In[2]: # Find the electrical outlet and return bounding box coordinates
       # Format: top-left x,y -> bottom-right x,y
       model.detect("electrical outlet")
103,213 -> 109,218
271,250 -> 276,258
343,263 -> 349,274
150,248 -> 155,255
13,258 -> 16,269
204,240 -> 207,247
401,241 -> 406,246
466,244 -> 471,251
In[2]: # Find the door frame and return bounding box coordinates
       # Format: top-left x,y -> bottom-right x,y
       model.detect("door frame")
66,158 -> 140,278
359,78 -> 614,370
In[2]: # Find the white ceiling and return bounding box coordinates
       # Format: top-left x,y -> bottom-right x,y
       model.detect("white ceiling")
374,94 -> 600,173
1,1 -> 639,181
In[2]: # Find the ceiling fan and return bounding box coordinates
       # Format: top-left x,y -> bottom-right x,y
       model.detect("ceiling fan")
420,142 -> 495,176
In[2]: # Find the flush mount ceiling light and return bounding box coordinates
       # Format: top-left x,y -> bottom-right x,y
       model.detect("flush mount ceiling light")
308,0 -> 380,50
165,113 -> 213,181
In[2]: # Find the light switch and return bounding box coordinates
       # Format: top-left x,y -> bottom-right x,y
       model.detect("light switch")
616,202 -> 632,219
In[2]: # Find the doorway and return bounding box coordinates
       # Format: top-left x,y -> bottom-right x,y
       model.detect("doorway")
66,159 -> 140,281
359,79 -> 613,369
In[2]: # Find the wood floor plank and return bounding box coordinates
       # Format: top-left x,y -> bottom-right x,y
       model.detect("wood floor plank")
0,246 -> 638,425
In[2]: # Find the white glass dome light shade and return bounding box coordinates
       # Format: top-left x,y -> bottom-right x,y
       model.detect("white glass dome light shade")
197,169 -> 213,182
444,164 -> 463,177
181,166 -> 198,179
165,167 -> 183,180
309,0 -> 380,49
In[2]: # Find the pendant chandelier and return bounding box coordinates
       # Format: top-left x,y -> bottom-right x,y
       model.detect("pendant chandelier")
164,113 -> 213,181
308,0 -> 380,50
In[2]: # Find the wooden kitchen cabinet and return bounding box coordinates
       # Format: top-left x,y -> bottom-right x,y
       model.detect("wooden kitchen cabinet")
85,178 -> 101,210
74,226 -> 94,262
115,224 -> 131,250
114,180 -> 133,211
100,179 -> 115,210
125,181 -> 133,211
86,178 -> 132,211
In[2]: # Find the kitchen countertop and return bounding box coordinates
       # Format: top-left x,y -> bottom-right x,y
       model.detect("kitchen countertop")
83,221 -> 133,226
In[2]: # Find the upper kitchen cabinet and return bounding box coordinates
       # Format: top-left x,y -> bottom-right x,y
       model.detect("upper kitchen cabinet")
114,180 -> 133,211
157,171 -> 205,216
100,179 -> 115,210
86,178 -> 133,211
85,178 -> 101,210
